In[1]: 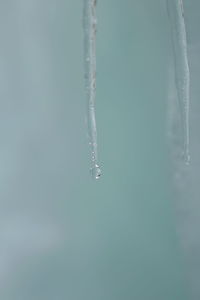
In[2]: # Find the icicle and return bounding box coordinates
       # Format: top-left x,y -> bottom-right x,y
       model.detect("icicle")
167,0 -> 190,164
83,0 -> 101,179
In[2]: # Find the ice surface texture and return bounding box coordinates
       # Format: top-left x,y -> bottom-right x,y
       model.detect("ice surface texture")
167,0 -> 190,164
83,0 -> 101,179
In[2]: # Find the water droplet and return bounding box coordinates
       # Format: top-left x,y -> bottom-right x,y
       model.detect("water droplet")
182,151 -> 191,165
90,164 -> 101,179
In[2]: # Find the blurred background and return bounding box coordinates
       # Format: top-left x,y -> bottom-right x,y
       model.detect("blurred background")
0,0 -> 199,299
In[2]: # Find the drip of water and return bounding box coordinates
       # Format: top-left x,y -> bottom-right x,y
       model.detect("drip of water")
83,0 -> 101,179
90,164 -> 101,179
167,0 -> 190,164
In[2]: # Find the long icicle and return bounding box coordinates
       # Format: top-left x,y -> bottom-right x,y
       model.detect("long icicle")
167,0 -> 190,164
83,0 -> 101,179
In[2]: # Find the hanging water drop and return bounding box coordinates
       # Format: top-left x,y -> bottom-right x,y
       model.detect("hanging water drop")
167,0 -> 190,164
90,164 -> 102,179
83,0 -> 101,179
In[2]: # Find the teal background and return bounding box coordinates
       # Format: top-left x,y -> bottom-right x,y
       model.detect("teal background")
0,1 -> 192,299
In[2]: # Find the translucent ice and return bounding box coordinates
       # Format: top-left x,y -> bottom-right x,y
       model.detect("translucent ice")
167,0 -> 190,164
83,0 -> 101,178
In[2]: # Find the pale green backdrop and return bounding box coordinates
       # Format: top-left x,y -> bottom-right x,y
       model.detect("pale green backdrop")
0,1 -> 189,299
